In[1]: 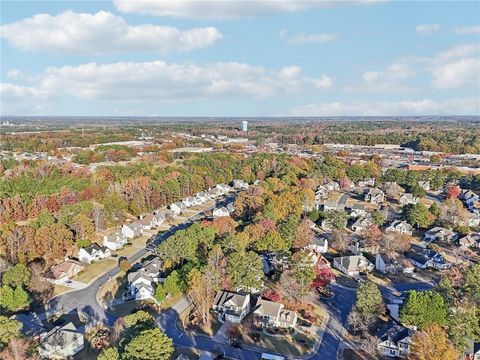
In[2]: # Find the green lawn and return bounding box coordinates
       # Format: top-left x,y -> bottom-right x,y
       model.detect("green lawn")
241,328 -> 315,357
74,259 -> 117,284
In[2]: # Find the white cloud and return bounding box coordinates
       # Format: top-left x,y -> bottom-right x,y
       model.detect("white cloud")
344,63 -> 416,93
431,57 -> 480,89
0,11 -> 222,54
286,97 -> 480,116
1,60 -> 332,114
452,26 -> 480,34
280,30 -> 337,45
113,0 -> 381,20
415,24 -> 441,35
0,83 -> 49,115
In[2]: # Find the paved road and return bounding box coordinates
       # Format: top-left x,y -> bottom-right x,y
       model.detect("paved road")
47,195 -> 235,326
157,297 -> 263,360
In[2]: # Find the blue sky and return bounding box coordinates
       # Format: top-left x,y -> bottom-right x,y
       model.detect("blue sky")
1,0 -> 479,116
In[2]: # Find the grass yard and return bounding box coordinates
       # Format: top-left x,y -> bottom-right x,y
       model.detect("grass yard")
114,235 -> 150,258
177,307 -> 223,337
98,274 -> 128,303
74,259 -> 117,284
241,328 -> 315,357
52,284 -> 71,296
109,300 -> 158,318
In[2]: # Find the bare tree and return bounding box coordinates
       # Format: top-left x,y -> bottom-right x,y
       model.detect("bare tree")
360,334 -> 379,359
330,230 -> 350,253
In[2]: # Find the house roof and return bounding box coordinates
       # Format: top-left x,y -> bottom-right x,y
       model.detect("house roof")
125,222 -> 143,232
334,255 -> 372,272
278,309 -> 296,326
82,243 -> 104,255
50,260 -> 84,279
213,290 -> 249,309
254,299 -> 283,318
127,270 -> 154,284
378,324 -> 413,344
41,322 -> 82,348
138,214 -> 154,226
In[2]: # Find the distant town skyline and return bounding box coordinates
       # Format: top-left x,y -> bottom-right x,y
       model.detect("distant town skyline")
1,0 -> 479,116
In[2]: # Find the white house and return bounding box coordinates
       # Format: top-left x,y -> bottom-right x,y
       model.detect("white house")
375,254 -> 414,275
233,179 -> 249,190
152,211 -> 166,226
333,255 -> 374,277
182,196 -> 198,208
212,290 -> 250,323
306,235 -> 328,254
324,181 -> 340,191
196,191 -> 209,203
138,214 -> 155,230
39,322 -> 84,359
377,324 -> 414,358
351,215 -> 373,233
170,202 -> 185,216
399,193 -> 419,206
358,178 -> 375,187
365,188 -> 385,204
458,232 -> 480,249
216,183 -> 231,194
78,243 -> 110,264
49,260 -> 85,281
349,204 -> 367,219
127,271 -> 156,301
208,187 -> 222,198
386,220 -> 413,236
103,231 -> 128,251
122,223 -> 143,239
213,206 -> 231,218
424,227 -> 458,243
254,299 -> 297,328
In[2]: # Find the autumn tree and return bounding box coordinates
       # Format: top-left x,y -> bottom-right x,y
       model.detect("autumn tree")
293,219 -> 314,249
329,230 -> 350,253
409,323 -> 458,360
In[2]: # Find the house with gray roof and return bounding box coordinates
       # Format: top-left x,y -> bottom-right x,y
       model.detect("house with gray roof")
377,323 -> 414,358
253,299 -> 297,329
365,188 -> 385,204
333,255 -> 374,277
38,322 -> 84,359
213,290 -> 250,323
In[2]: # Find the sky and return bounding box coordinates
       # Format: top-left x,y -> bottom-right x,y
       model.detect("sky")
1,0 -> 479,117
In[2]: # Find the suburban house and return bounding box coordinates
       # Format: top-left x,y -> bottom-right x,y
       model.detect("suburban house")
49,259 -> 85,280
122,222 -> 143,239
170,202 -> 185,216
386,220 -> 413,236
11,313 -> 45,338
196,191 -> 209,203
212,290 -> 250,323
138,214 -> 155,230
315,187 -> 329,202
323,200 -> 345,212
152,211 -> 166,226
182,196 -> 198,208
377,324 -> 414,358
103,231 -> 128,250
375,254 -> 414,274
349,204 -> 368,218
351,215 -> 373,233
465,341 -> 480,360
226,202 -> 235,213
233,179 -> 249,190
459,233 -> 480,249
216,183 -> 230,194
208,187 -> 222,198
213,206 -> 231,218
333,255 -> 374,277
408,248 -> 450,270
127,270 -> 156,301
254,299 -> 297,328
78,243 -> 111,264
38,322 -> 84,359
399,193 -> 419,206
365,188 -> 385,204
324,181 -> 340,191
418,181 -> 430,191
461,189 -> 480,210
424,227 -> 458,243
306,234 -> 329,254
141,257 -> 163,280
358,178 -> 375,187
